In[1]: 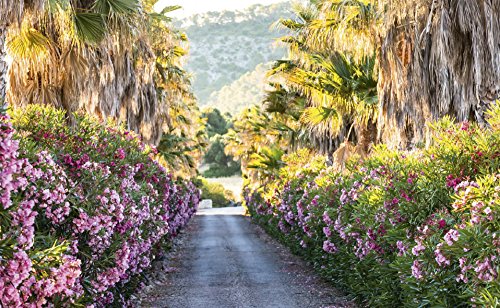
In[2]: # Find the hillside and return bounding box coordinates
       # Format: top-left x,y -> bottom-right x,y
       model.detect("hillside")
177,3 -> 292,108
206,63 -> 272,115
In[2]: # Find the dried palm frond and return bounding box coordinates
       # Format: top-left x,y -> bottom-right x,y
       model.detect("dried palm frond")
377,0 -> 500,149
4,0 -> 195,146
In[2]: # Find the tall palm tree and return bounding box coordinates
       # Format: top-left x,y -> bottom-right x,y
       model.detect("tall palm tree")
269,0 -> 379,154
377,0 -> 500,149
6,0 -> 143,117
4,0 -> 197,146
271,0 -> 499,151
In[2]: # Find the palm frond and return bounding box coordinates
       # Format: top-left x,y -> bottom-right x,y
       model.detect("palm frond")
7,25 -> 52,60
73,12 -> 106,44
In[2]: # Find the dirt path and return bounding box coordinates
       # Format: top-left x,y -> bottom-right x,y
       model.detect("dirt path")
138,207 -> 355,308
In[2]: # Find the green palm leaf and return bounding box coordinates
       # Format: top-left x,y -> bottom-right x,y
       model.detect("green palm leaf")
73,12 -> 106,44
93,0 -> 140,15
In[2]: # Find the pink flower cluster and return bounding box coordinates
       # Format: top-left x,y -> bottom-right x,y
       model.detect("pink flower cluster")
0,116 -> 83,306
245,150 -> 499,304
0,111 -> 200,307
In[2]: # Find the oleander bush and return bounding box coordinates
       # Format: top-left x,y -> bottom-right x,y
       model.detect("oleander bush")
0,105 -> 200,307
245,105 -> 500,306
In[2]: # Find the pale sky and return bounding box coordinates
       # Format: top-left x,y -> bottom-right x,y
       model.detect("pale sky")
155,0 -> 290,18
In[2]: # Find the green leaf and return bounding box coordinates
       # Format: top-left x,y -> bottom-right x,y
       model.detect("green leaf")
93,0 -> 140,15
73,12 -> 106,44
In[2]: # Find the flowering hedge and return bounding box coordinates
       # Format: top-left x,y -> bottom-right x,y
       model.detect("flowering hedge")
245,107 -> 500,306
0,105 -> 199,307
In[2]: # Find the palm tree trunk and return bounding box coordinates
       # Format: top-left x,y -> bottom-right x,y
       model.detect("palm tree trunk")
356,120 -> 377,155
0,25 -> 8,106
377,0 -> 500,149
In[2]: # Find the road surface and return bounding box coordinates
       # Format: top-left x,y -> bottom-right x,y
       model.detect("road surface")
139,207 -> 354,308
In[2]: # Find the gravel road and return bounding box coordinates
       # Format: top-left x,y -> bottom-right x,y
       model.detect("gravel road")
139,207 -> 355,308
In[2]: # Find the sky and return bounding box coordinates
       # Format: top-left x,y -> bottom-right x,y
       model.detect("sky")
155,0 -> 290,18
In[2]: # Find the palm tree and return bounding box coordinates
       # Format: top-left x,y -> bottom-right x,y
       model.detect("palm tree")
157,94 -> 208,177
6,0 -> 144,119
377,1 -> 500,149
0,1 -> 45,105
5,0 -> 141,107
247,145 -> 285,184
269,0 -> 379,155
263,82 -> 308,151
3,0 -> 197,146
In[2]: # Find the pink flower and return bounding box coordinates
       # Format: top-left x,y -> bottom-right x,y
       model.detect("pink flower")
300,240 -> 307,248
434,243 -> 450,267
322,211 -> 333,225
437,219 -> 446,229
323,226 -> 332,237
411,260 -> 423,280
412,239 -> 425,256
444,229 -> 460,246
323,240 -> 338,254
115,148 -> 126,160
474,256 -> 498,282
457,257 -> 472,283
396,240 -> 407,256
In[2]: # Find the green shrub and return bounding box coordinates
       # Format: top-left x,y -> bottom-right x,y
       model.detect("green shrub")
245,103 -> 500,306
1,105 -> 199,306
194,177 -> 235,207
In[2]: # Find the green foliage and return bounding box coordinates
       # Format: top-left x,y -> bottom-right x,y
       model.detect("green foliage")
194,177 -> 236,207
244,102 -> 500,306
201,108 -> 241,178
262,0 -> 380,153
203,135 -> 241,178
203,108 -> 230,137
225,105 -> 293,187
247,145 -> 285,183
157,132 -> 205,175
204,135 -> 228,164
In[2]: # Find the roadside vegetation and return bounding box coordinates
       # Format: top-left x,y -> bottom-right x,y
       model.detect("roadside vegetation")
246,108 -> 499,306
1,105 -> 199,306
228,0 -> 500,306
0,1 -> 203,306
1,0 -> 499,306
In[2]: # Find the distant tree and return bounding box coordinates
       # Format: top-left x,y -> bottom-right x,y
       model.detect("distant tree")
204,135 -> 232,167
203,107 -> 229,137
201,108 -> 241,177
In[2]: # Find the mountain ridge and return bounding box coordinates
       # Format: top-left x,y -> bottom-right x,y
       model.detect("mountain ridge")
176,2 -> 293,111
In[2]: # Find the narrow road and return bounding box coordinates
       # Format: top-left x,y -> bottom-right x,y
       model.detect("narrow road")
140,207 -> 354,308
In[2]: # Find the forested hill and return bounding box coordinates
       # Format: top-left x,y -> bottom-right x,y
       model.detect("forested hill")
176,2 -> 292,112
206,63 -> 272,115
